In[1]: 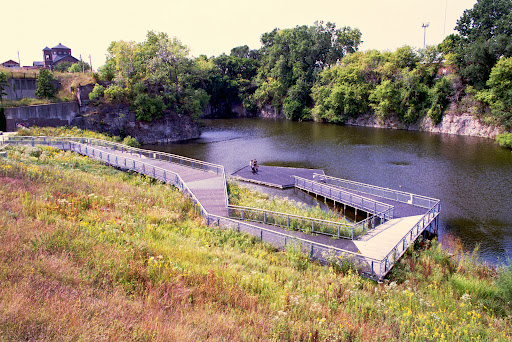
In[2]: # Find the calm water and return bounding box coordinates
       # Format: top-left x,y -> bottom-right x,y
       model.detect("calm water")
145,118 -> 512,264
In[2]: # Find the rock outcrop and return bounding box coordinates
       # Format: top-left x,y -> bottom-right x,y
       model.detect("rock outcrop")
73,104 -> 200,144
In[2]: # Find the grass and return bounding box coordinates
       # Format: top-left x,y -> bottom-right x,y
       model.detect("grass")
228,181 -> 357,237
15,125 -> 121,142
0,141 -> 511,341
0,67 -> 39,79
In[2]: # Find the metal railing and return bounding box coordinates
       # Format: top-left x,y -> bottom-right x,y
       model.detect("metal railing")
315,173 -> 438,209
205,213 -> 382,277
379,201 -> 441,275
68,141 -> 211,218
3,135 -> 441,281
227,205 -> 360,239
295,176 -> 395,219
6,136 -> 224,175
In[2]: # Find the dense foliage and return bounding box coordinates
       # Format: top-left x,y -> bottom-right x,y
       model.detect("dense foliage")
87,0 -> 511,132
254,22 -> 362,119
0,71 -> 8,104
311,47 -> 455,124
452,0 -> 512,89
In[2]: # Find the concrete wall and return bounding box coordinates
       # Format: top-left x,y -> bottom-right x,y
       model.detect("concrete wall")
4,102 -> 79,131
4,78 -> 38,100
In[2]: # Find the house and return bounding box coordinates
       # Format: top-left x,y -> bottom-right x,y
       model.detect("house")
1,60 -> 20,69
33,43 -> 79,69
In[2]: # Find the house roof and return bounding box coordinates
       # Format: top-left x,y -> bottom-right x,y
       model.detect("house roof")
2,59 -> 19,66
52,55 -> 79,65
52,43 -> 70,50
43,46 -> 51,51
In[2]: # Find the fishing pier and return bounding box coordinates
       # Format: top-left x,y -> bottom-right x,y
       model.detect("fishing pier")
2,135 -> 440,281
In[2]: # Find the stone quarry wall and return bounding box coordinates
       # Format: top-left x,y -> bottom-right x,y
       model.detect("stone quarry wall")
3,102 -> 79,131
72,105 -> 200,144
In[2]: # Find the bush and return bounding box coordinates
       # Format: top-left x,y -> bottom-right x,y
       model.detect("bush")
104,85 -> 128,103
496,133 -> 512,149
122,136 -> 140,148
133,93 -> 165,121
88,83 -> 105,103
428,77 -> 455,125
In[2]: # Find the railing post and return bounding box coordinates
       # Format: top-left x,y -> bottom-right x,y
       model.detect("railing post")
287,216 -> 290,228
264,212 -> 267,224
310,245 -> 314,258
338,226 -> 340,238
311,221 -> 314,233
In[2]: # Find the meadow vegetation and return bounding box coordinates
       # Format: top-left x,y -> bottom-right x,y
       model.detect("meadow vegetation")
0,143 -> 511,341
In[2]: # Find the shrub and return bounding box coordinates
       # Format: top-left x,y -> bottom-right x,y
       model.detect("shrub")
88,83 -> 105,102
496,133 -> 512,149
104,85 -> 128,103
122,135 -> 140,148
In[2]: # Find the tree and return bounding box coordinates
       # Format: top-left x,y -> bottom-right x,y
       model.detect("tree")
255,22 -> 362,120
0,71 -> 8,104
476,56 -> 512,128
53,61 -> 72,72
68,61 -> 90,73
454,0 -> 512,88
35,68 -> 57,99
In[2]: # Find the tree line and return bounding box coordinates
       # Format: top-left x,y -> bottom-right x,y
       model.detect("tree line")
3,0 -> 510,136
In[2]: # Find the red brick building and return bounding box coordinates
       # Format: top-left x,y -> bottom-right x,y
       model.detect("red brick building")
39,43 -> 79,69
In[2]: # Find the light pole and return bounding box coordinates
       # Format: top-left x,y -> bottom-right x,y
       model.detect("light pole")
422,22 -> 430,49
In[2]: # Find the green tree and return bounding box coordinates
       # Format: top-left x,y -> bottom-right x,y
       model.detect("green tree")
255,22 -> 362,120
476,56 -> 512,128
35,68 -> 57,99
53,61 -> 72,72
453,0 -> 512,88
98,58 -> 116,81
68,61 -> 90,73
0,71 -> 8,104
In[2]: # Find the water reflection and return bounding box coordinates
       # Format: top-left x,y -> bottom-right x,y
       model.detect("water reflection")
145,118 -> 512,263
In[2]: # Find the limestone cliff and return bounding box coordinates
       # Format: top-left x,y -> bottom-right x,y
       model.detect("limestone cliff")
73,105 -> 200,144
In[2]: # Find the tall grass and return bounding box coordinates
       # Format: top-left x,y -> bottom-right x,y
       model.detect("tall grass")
0,144 -> 510,341
228,181 -> 347,223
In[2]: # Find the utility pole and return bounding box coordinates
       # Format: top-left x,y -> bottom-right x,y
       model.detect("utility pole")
17,51 -> 21,68
422,22 -> 430,49
89,54 -> 92,73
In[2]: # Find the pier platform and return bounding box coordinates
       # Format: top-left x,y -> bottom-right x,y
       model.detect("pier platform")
232,165 -> 324,189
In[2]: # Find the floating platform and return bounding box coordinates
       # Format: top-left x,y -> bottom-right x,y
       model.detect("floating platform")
232,165 -> 325,189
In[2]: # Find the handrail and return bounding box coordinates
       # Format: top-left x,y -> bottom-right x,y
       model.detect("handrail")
227,204 -> 357,239
206,213 -> 382,265
67,141 -> 211,218
8,136 -> 224,175
314,173 -> 438,209
228,204 -> 350,226
294,176 -> 394,217
380,201 -> 441,275
5,135 -> 441,281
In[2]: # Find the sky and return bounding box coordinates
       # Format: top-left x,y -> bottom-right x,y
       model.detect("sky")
2,0 -> 477,70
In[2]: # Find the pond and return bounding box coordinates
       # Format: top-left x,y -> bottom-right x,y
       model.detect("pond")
144,118 -> 512,264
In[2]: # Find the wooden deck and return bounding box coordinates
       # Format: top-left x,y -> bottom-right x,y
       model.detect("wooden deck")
232,165 -> 324,188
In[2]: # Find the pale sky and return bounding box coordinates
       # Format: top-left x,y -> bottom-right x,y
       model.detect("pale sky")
2,0 -> 477,70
